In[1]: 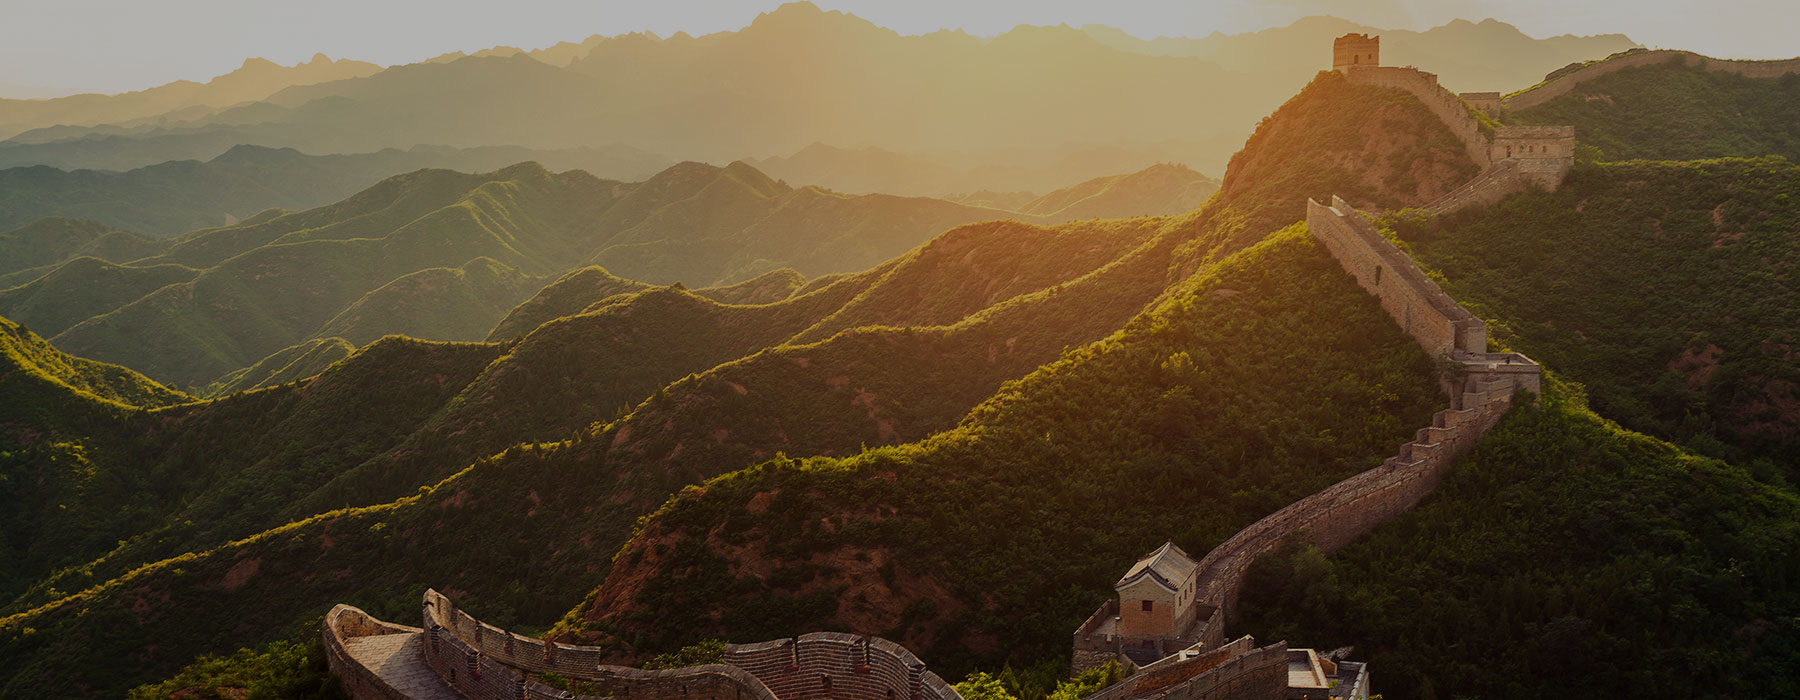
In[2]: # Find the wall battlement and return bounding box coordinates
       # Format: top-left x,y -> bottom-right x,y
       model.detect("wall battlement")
325,590 -> 965,700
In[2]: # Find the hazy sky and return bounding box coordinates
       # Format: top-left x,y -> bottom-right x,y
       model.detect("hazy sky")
2,0 -> 1795,96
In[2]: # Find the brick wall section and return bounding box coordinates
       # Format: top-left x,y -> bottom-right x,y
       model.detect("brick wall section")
1127,644 -> 1288,700
1306,196 -> 1487,358
1341,67 -> 1493,169
1086,637 -> 1257,700
323,604 -> 425,700
388,590 -> 962,700
1505,51 -> 1800,111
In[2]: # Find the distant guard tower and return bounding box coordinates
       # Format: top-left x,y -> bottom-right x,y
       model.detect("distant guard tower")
1333,33 -> 1380,71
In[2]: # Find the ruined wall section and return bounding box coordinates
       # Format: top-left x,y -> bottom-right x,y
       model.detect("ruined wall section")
1505,50 -> 1800,111
1342,67 -> 1493,169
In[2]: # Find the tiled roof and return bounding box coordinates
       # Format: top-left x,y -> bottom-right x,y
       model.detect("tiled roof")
1113,541 -> 1197,591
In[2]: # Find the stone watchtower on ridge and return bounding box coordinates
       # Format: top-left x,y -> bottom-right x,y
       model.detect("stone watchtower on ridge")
1333,33 -> 1379,71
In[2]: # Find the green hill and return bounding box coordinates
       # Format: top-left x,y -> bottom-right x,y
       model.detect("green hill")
1507,57 -> 1800,162
201,337 -> 354,397
485,266 -> 651,341
0,217 -> 167,279
22,157 -> 1047,389
1237,378 -> 1800,699
565,225 -> 1440,668
8,61 -> 1774,700
1016,163 -> 1219,222
1395,157 -> 1800,466
0,144 -> 673,237
311,257 -> 544,346
0,257 -> 197,338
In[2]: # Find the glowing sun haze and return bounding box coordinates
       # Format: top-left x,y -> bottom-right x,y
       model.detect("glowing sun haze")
1,0 -> 1795,96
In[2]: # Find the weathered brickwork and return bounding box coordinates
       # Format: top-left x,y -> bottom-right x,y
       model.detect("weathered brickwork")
1332,34 -> 1380,72
1505,50 -> 1800,111
326,590 -> 965,700
324,604 -> 432,700
1306,196 -> 1487,359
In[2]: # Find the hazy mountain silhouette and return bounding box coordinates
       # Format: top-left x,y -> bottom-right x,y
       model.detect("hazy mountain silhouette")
0,3 -> 1632,180
0,54 -> 379,142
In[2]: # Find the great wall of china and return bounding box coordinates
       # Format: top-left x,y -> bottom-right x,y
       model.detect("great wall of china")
1503,49 -> 1800,111
1065,35 -> 1559,700
314,31 -> 1800,700
325,589 -> 965,700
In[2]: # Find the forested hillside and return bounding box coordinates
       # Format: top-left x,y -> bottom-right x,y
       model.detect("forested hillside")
5,45 -> 1796,700
1508,58 -> 1800,162
1395,157 -> 1800,466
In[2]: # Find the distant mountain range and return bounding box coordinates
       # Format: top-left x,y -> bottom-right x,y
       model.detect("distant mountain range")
0,158 -> 1215,390
0,54 -> 379,142
0,3 -> 1636,181
0,143 -> 671,236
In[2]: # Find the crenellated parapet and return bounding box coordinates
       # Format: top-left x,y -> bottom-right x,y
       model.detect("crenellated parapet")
325,590 -> 965,700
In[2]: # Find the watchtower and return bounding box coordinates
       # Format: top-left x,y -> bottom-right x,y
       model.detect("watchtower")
1333,34 -> 1380,72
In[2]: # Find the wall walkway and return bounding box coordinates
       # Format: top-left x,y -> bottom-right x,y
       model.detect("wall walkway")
324,590 -> 966,700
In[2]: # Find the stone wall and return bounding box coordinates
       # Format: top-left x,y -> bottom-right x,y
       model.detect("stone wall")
1086,637 -> 1258,700
412,590 -> 962,700
1306,196 -> 1488,358
1121,643 -> 1288,700
323,604 -> 423,700
721,633 -> 959,700
1505,50 -> 1800,111
1341,67 -> 1492,169
1168,197 -> 1540,647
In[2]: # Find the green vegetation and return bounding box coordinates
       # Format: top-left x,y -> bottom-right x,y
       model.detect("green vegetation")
485,265 -> 651,341
0,256 -> 198,337
1236,377 -> 1800,699
0,217 -> 167,279
126,638 -> 342,700
1510,59 -> 1800,162
202,337 -> 355,397
0,144 -> 671,237
642,639 -> 727,669
955,662 -> 1126,700
22,156 -> 1045,389
572,227 -> 1442,674
1392,158 -> 1800,466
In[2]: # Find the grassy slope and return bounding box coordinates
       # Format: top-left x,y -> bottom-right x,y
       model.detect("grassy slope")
0,315 -> 191,596
48,164 -> 616,388
0,257 -> 198,337
1017,163 -> 1219,222
311,257 -> 544,346
0,217 -> 168,279
0,337 -> 501,609
0,72 -> 1480,695
1510,59 -> 1800,162
1396,158 -> 1800,466
571,226 -> 1441,671
485,266 -> 652,341
1237,378 -> 1800,699
202,337 -> 356,397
